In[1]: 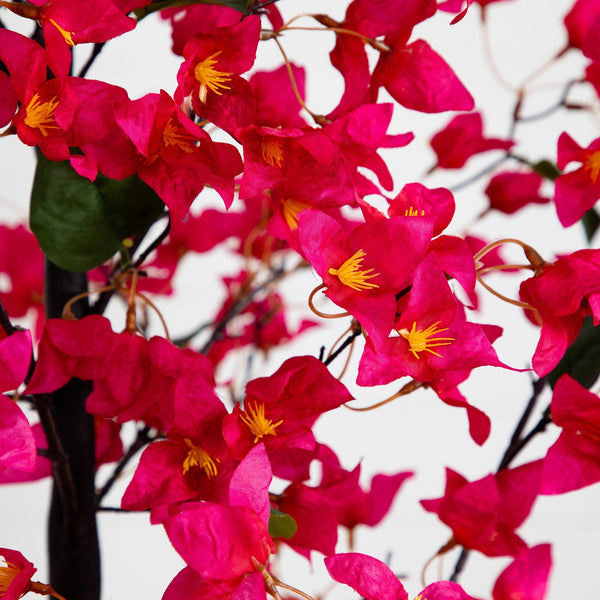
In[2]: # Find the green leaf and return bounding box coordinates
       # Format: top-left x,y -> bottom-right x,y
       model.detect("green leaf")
268,508 -> 297,539
547,316 -> 600,390
582,208 -> 600,242
532,159 -> 561,181
30,155 -> 165,272
134,0 -> 248,20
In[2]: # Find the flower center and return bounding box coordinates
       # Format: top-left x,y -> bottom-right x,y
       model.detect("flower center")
182,439 -> 220,478
49,18 -> 75,46
584,149 -> 600,183
404,206 -> 425,216
328,249 -> 380,291
24,93 -> 60,136
163,117 -> 197,153
240,401 -> 283,443
0,559 -> 20,593
398,321 -> 454,359
261,136 -> 284,167
282,198 -> 310,230
193,51 -> 232,103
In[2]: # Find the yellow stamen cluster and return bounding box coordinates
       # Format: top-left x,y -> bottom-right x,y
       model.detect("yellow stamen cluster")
398,321 -> 454,359
49,18 -> 75,46
282,198 -> 310,230
584,149 -> 600,183
182,439 -> 220,478
163,117 -> 197,153
24,93 -> 60,136
261,136 -> 284,167
404,206 -> 425,216
193,51 -> 232,103
240,402 -> 283,443
328,249 -> 380,291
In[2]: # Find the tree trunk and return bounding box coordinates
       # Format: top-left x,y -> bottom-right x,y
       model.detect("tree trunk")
44,260 -> 100,600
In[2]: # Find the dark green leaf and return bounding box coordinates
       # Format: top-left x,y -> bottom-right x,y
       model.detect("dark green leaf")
532,159 -> 561,181
134,0 -> 248,20
547,316 -> 600,389
268,507 -> 297,539
582,208 -> 600,242
30,155 -> 164,272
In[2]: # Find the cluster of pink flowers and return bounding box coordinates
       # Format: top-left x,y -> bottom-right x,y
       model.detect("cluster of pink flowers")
1,0 -> 600,599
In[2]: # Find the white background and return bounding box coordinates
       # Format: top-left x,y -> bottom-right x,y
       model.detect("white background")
1,1 -> 600,599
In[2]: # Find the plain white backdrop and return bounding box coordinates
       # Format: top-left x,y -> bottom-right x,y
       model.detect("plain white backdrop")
1,1 -> 600,599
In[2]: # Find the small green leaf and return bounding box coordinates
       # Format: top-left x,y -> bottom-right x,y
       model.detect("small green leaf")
548,316 -> 600,390
582,208 -> 600,242
532,159 -> 561,181
30,156 -> 164,272
268,508 -> 297,539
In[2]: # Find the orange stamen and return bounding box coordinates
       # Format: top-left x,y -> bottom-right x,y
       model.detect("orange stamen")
182,439 -> 220,478
240,402 -> 283,443
281,198 -> 310,230
328,249 -> 380,291
193,51 -> 232,103
399,321 -> 454,359
163,117 -> 197,153
24,93 -> 60,136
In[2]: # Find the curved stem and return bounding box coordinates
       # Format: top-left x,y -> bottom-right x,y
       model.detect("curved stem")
344,380 -> 425,412
271,36 -> 327,125
308,284 -> 349,318
475,272 -> 537,310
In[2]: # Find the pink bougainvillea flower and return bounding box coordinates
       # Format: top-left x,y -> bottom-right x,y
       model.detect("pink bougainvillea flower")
222,355 -> 353,460
0,224 -> 44,336
492,544 -> 552,600
299,210 -> 434,347
311,444 -> 413,531
553,131 -> 600,226
175,16 -> 260,136
519,248 -> 600,376
325,552 -> 408,600
357,253 -> 508,443
161,444 -> 275,597
26,316 -> 222,434
420,461 -> 543,557
540,375 -> 600,494
0,31 -> 134,180
115,90 -> 242,221
325,0 -> 440,118
388,182 -> 455,236
430,112 -> 513,170
484,170 -> 549,215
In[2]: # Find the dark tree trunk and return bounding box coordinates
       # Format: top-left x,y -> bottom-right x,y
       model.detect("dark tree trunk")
44,260 -> 100,600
